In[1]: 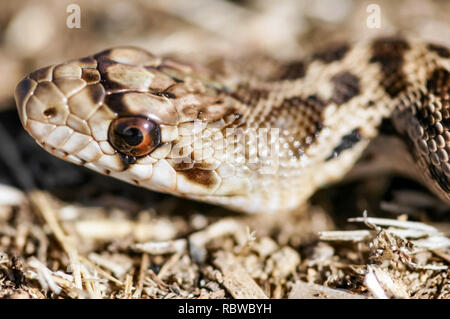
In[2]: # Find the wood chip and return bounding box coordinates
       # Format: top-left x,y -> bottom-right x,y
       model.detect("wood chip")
189,219 -> 247,263
319,230 -> 372,242
28,257 -> 62,295
196,289 -> 226,299
265,247 -> 300,280
73,219 -> 134,240
365,265 -> 409,299
133,239 -> 187,255
251,236 -> 278,257
88,253 -> 132,278
79,255 -> 124,287
73,218 -> 178,242
288,280 -> 367,299
412,236 -> 450,251
432,248 -> 450,264
213,251 -> 267,299
348,216 -> 438,233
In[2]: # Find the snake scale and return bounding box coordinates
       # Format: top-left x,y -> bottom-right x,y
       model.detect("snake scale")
14,37 -> 450,214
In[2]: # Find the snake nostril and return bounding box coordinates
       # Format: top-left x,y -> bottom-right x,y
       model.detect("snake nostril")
43,107 -> 57,118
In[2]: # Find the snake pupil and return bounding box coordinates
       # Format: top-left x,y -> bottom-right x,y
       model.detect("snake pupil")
108,117 -> 161,157
120,127 -> 143,146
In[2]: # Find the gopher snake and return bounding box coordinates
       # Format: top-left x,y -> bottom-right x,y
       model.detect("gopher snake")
14,37 -> 450,213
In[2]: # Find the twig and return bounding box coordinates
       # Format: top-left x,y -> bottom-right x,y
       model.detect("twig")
29,191 -> 82,290
213,251 -> 267,299
133,253 -> 149,298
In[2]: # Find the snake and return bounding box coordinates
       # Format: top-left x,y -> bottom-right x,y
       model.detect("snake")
14,37 -> 450,214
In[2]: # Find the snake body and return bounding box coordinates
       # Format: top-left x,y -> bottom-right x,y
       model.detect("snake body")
14,37 -> 450,213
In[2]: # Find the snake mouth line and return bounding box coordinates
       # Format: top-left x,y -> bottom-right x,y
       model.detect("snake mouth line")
39,140 -> 88,167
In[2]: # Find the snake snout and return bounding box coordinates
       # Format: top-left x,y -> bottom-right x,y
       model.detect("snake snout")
14,76 -> 35,128
14,57 -> 112,150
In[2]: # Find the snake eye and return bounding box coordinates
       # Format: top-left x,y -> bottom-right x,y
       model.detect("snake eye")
108,117 -> 161,157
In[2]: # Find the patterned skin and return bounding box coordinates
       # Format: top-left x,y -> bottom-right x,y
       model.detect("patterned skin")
14,37 -> 450,213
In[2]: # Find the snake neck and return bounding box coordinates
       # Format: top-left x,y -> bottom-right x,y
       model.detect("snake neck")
211,38 -> 450,211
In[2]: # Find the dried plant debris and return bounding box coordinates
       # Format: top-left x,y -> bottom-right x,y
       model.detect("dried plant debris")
0,187 -> 448,299
288,281 -> 368,299
319,212 -> 450,298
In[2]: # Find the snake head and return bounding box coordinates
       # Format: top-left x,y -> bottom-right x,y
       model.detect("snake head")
14,46 -> 257,209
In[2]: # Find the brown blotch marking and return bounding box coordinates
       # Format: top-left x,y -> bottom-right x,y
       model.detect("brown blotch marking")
416,68 -> 450,138
426,68 -> 450,95
407,69 -> 450,195
94,54 -> 128,91
15,78 -> 34,104
81,68 -> 101,84
429,164 -> 450,192
82,83 -> 106,107
43,107 -> 57,118
312,43 -> 350,64
284,94 -> 326,110
410,89 -> 435,139
231,83 -> 269,108
104,169 -> 111,175
278,60 -> 308,80
104,93 -> 131,116
411,68 -> 450,165
427,43 -> 450,58
325,128 -> 362,161
77,56 -> 98,68
414,95 -> 437,138
178,168 -> 216,188
378,117 -> 397,136
193,162 -> 215,170
29,66 -> 53,82
93,49 -> 114,62
133,179 -> 140,185
150,88 -> 176,99
278,95 -> 327,151
170,160 -> 194,171
330,71 -> 360,105
370,37 -> 410,98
